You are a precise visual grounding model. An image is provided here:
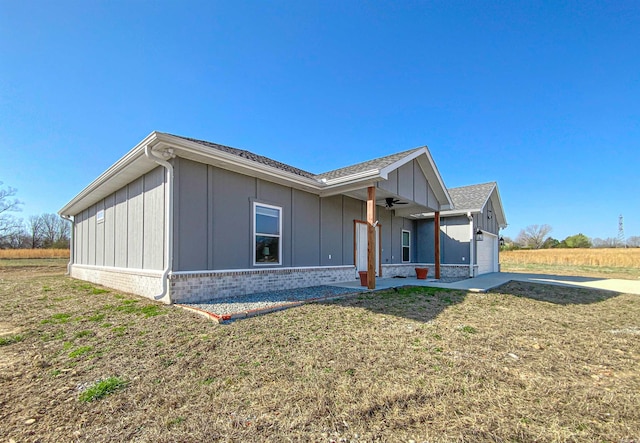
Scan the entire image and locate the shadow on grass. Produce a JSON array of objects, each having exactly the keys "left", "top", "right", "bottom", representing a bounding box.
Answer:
[
  {"left": 318, "top": 280, "right": 622, "bottom": 324},
  {"left": 489, "top": 280, "right": 620, "bottom": 305},
  {"left": 320, "top": 286, "right": 468, "bottom": 324}
]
